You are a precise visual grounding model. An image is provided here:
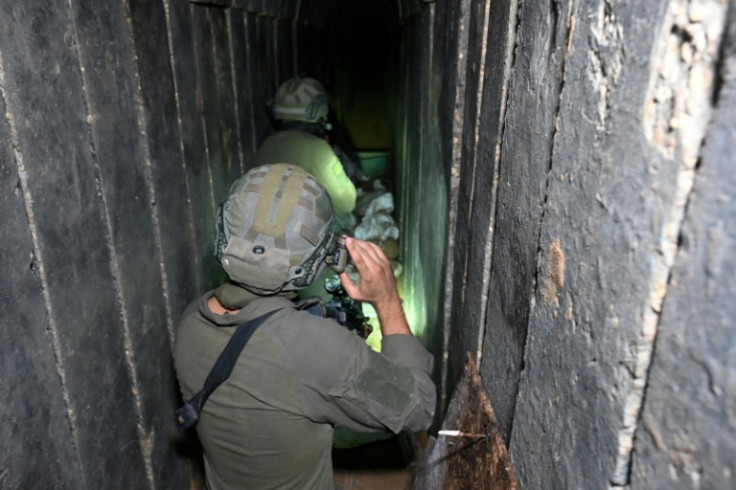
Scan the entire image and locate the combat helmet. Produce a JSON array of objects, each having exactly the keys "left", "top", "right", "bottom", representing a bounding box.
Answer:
[
  {"left": 272, "top": 77, "right": 329, "bottom": 125},
  {"left": 215, "top": 164, "right": 335, "bottom": 294}
]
